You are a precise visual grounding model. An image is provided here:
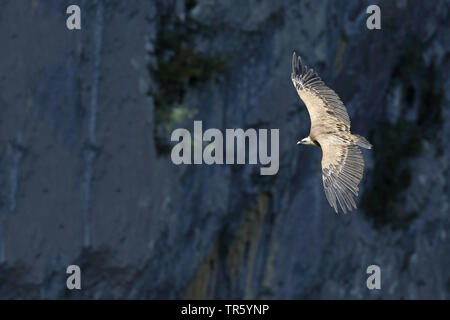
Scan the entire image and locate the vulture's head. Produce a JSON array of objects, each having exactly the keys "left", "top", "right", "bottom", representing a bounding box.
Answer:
[{"left": 297, "top": 136, "right": 319, "bottom": 147}]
